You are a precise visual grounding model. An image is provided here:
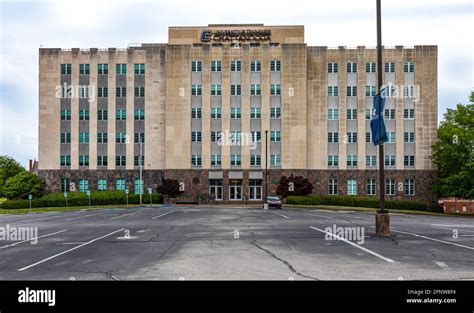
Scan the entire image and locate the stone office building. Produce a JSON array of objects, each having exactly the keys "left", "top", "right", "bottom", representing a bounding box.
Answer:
[{"left": 38, "top": 24, "right": 438, "bottom": 203}]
